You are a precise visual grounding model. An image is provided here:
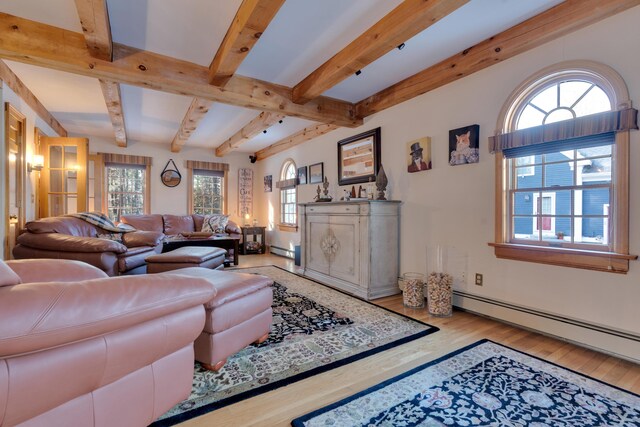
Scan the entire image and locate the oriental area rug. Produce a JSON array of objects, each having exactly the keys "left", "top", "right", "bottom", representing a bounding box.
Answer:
[
  {"left": 292, "top": 339, "right": 640, "bottom": 427},
  {"left": 153, "top": 266, "right": 438, "bottom": 426}
]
